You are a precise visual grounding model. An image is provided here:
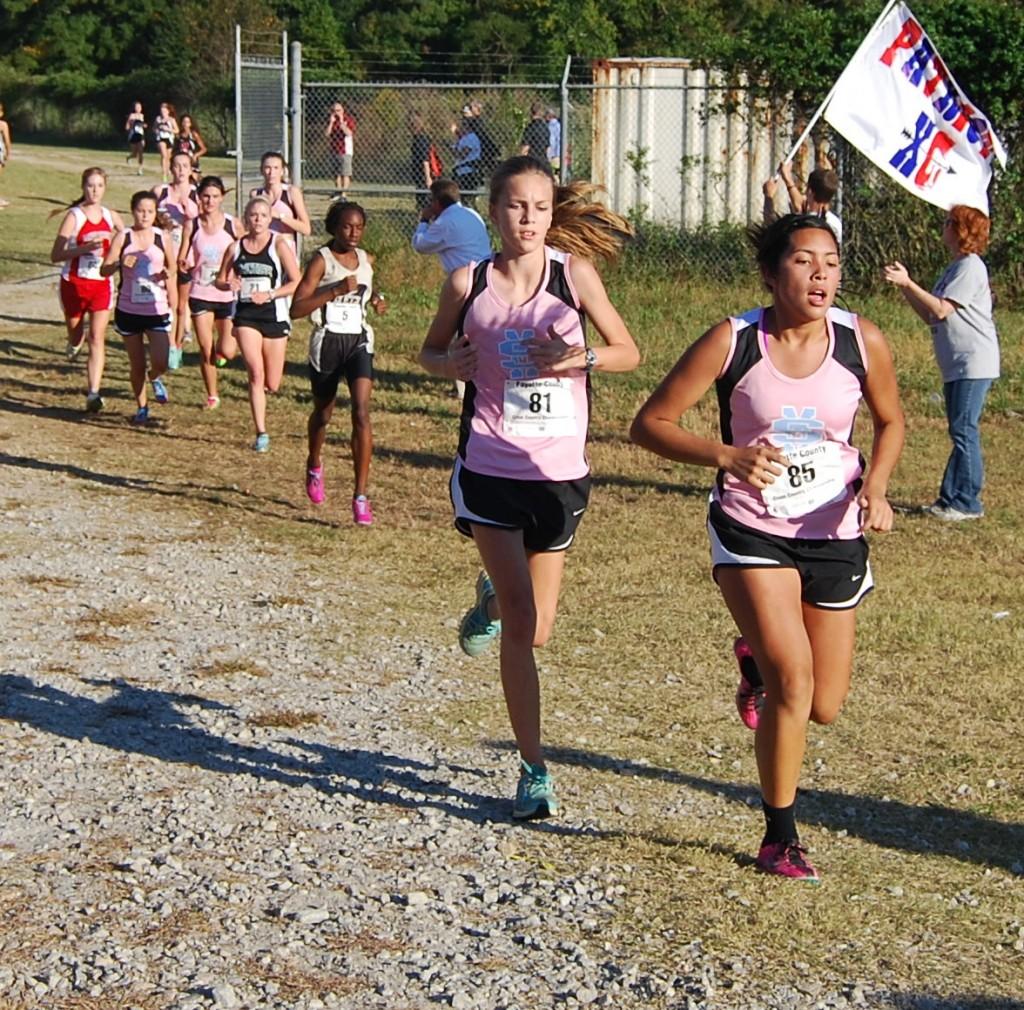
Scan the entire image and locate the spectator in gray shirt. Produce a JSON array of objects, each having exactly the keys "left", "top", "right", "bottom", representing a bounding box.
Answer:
[{"left": 884, "top": 204, "right": 999, "bottom": 520}]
